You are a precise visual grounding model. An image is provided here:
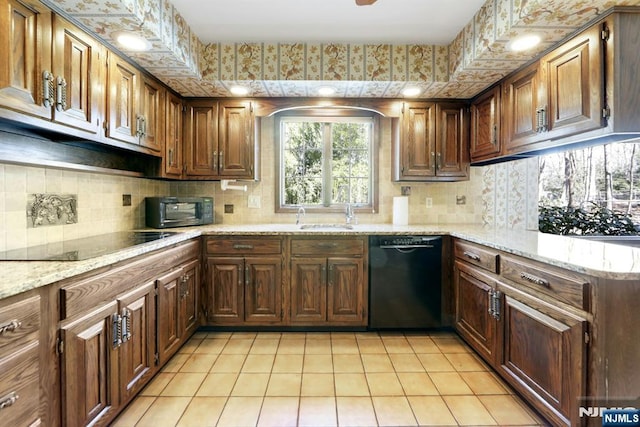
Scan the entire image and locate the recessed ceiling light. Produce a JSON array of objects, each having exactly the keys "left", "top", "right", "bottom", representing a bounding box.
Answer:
[
  {"left": 402, "top": 87, "right": 422, "bottom": 97},
  {"left": 113, "top": 31, "right": 151, "bottom": 51},
  {"left": 508, "top": 34, "right": 542, "bottom": 52},
  {"left": 317, "top": 86, "right": 336, "bottom": 96},
  {"left": 229, "top": 85, "right": 250, "bottom": 96}
]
